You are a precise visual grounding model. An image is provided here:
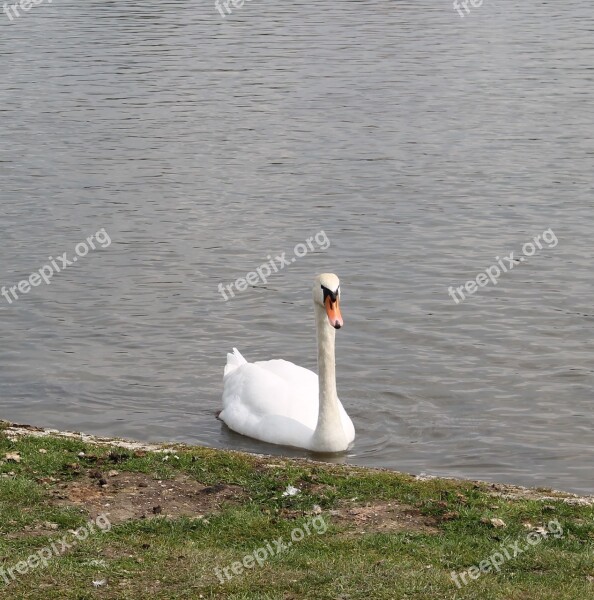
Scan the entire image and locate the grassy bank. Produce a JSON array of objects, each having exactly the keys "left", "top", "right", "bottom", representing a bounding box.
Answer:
[{"left": 0, "top": 421, "right": 593, "bottom": 599}]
